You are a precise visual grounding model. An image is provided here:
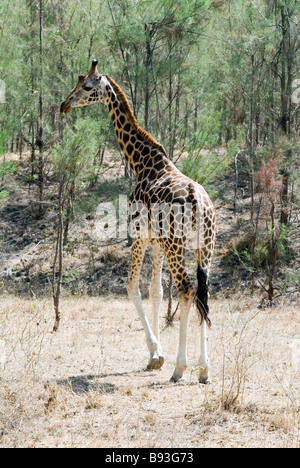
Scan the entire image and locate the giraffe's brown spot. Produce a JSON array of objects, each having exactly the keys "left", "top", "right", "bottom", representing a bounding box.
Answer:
[
  {"left": 133, "top": 151, "right": 140, "bottom": 164},
  {"left": 124, "top": 123, "right": 131, "bottom": 132},
  {"left": 127, "top": 144, "right": 134, "bottom": 156}
]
